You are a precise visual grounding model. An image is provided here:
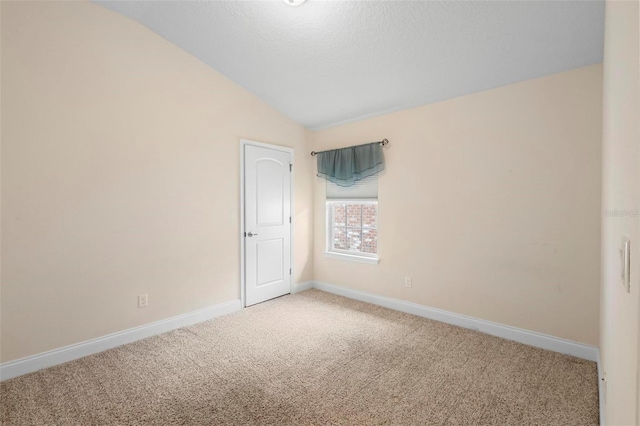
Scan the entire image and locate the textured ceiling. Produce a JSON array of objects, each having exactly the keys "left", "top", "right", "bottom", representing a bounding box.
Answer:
[{"left": 95, "top": 0, "right": 605, "bottom": 130}]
